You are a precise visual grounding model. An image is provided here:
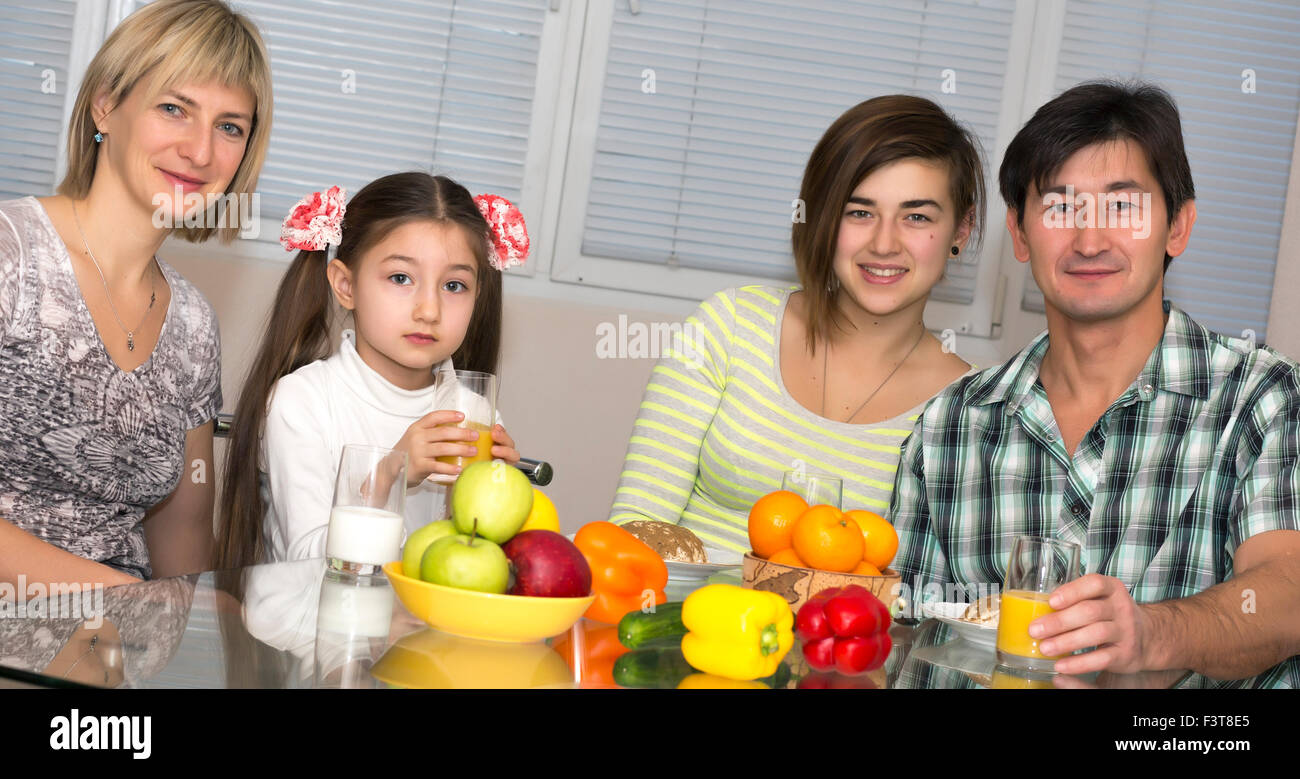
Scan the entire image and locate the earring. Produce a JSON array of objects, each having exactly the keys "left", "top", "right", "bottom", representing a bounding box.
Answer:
[
  {"left": 93, "top": 132, "right": 104, "bottom": 143},
  {"left": 950, "top": 245, "right": 960, "bottom": 256}
]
